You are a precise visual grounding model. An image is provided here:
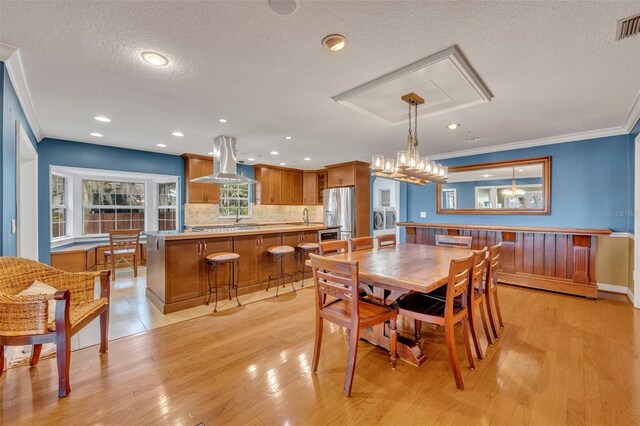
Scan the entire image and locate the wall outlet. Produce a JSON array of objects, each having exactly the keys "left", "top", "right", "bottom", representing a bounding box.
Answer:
[{"left": 420, "top": 212, "right": 427, "bottom": 218}]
